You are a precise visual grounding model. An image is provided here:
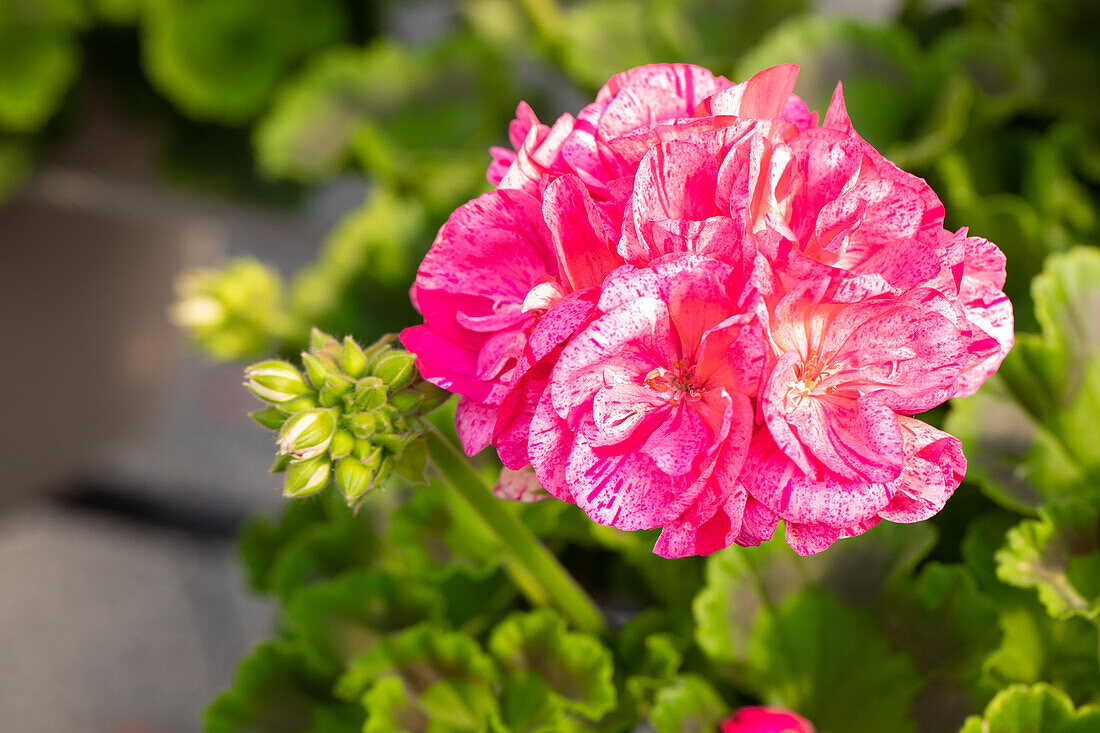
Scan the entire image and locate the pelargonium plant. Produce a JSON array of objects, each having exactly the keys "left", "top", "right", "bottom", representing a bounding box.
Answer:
[{"left": 239, "top": 63, "right": 1023, "bottom": 732}]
